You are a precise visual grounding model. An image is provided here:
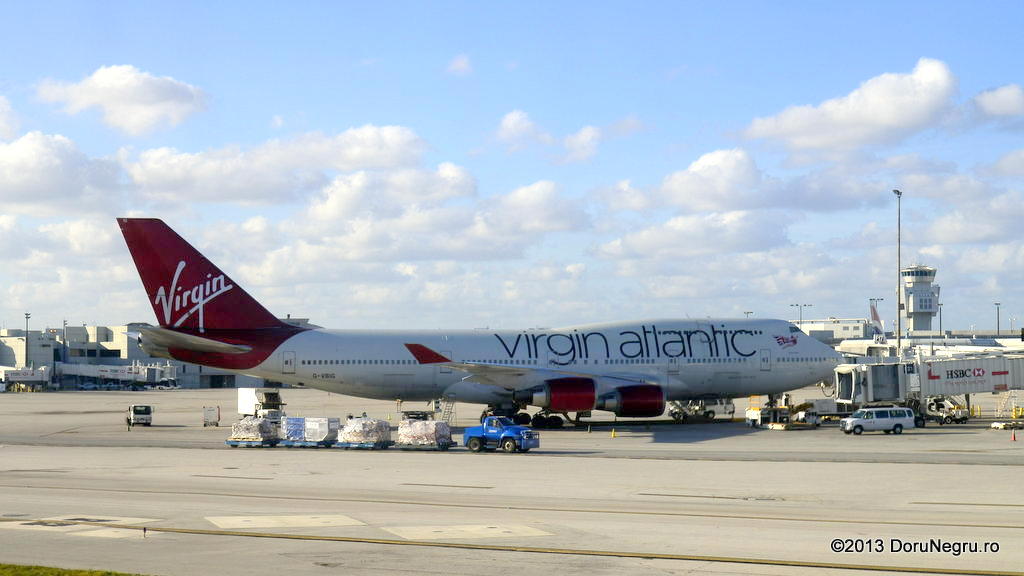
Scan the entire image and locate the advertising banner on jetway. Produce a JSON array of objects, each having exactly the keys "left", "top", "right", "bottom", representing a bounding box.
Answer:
[{"left": 921, "top": 357, "right": 1021, "bottom": 397}]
